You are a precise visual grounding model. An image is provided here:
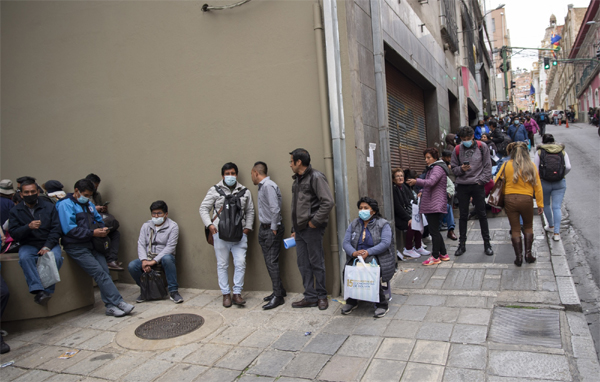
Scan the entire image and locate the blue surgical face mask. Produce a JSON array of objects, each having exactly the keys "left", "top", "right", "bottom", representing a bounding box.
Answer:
[
  {"left": 152, "top": 217, "right": 165, "bottom": 225},
  {"left": 462, "top": 140, "right": 473, "bottom": 148},
  {"left": 77, "top": 195, "right": 89, "bottom": 204},
  {"left": 224, "top": 175, "right": 237, "bottom": 187},
  {"left": 358, "top": 210, "right": 372, "bottom": 221}
]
